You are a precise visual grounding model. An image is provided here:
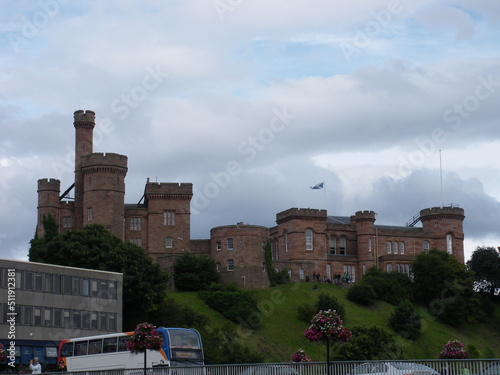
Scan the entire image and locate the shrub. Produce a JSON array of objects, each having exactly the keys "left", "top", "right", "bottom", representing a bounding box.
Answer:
[
  {"left": 347, "top": 283, "right": 376, "bottom": 306},
  {"left": 362, "top": 268, "right": 413, "bottom": 305},
  {"left": 316, "top": 293, "right": 346, "bottom": 320},
  {"left": 198, "top": 284, "right": 259, "bottom": 326},
  {"left": 297, "top": 303, "right": 317, "bottom": 322},
  {"left": 336, "top": 326, "right": 403, "bottom": 360},
  {"left": 174, "top": 253, "right": 219, "bottom": 291},
  {"left": 388, "top": 300, "right": 421, "bottom": 340}
]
